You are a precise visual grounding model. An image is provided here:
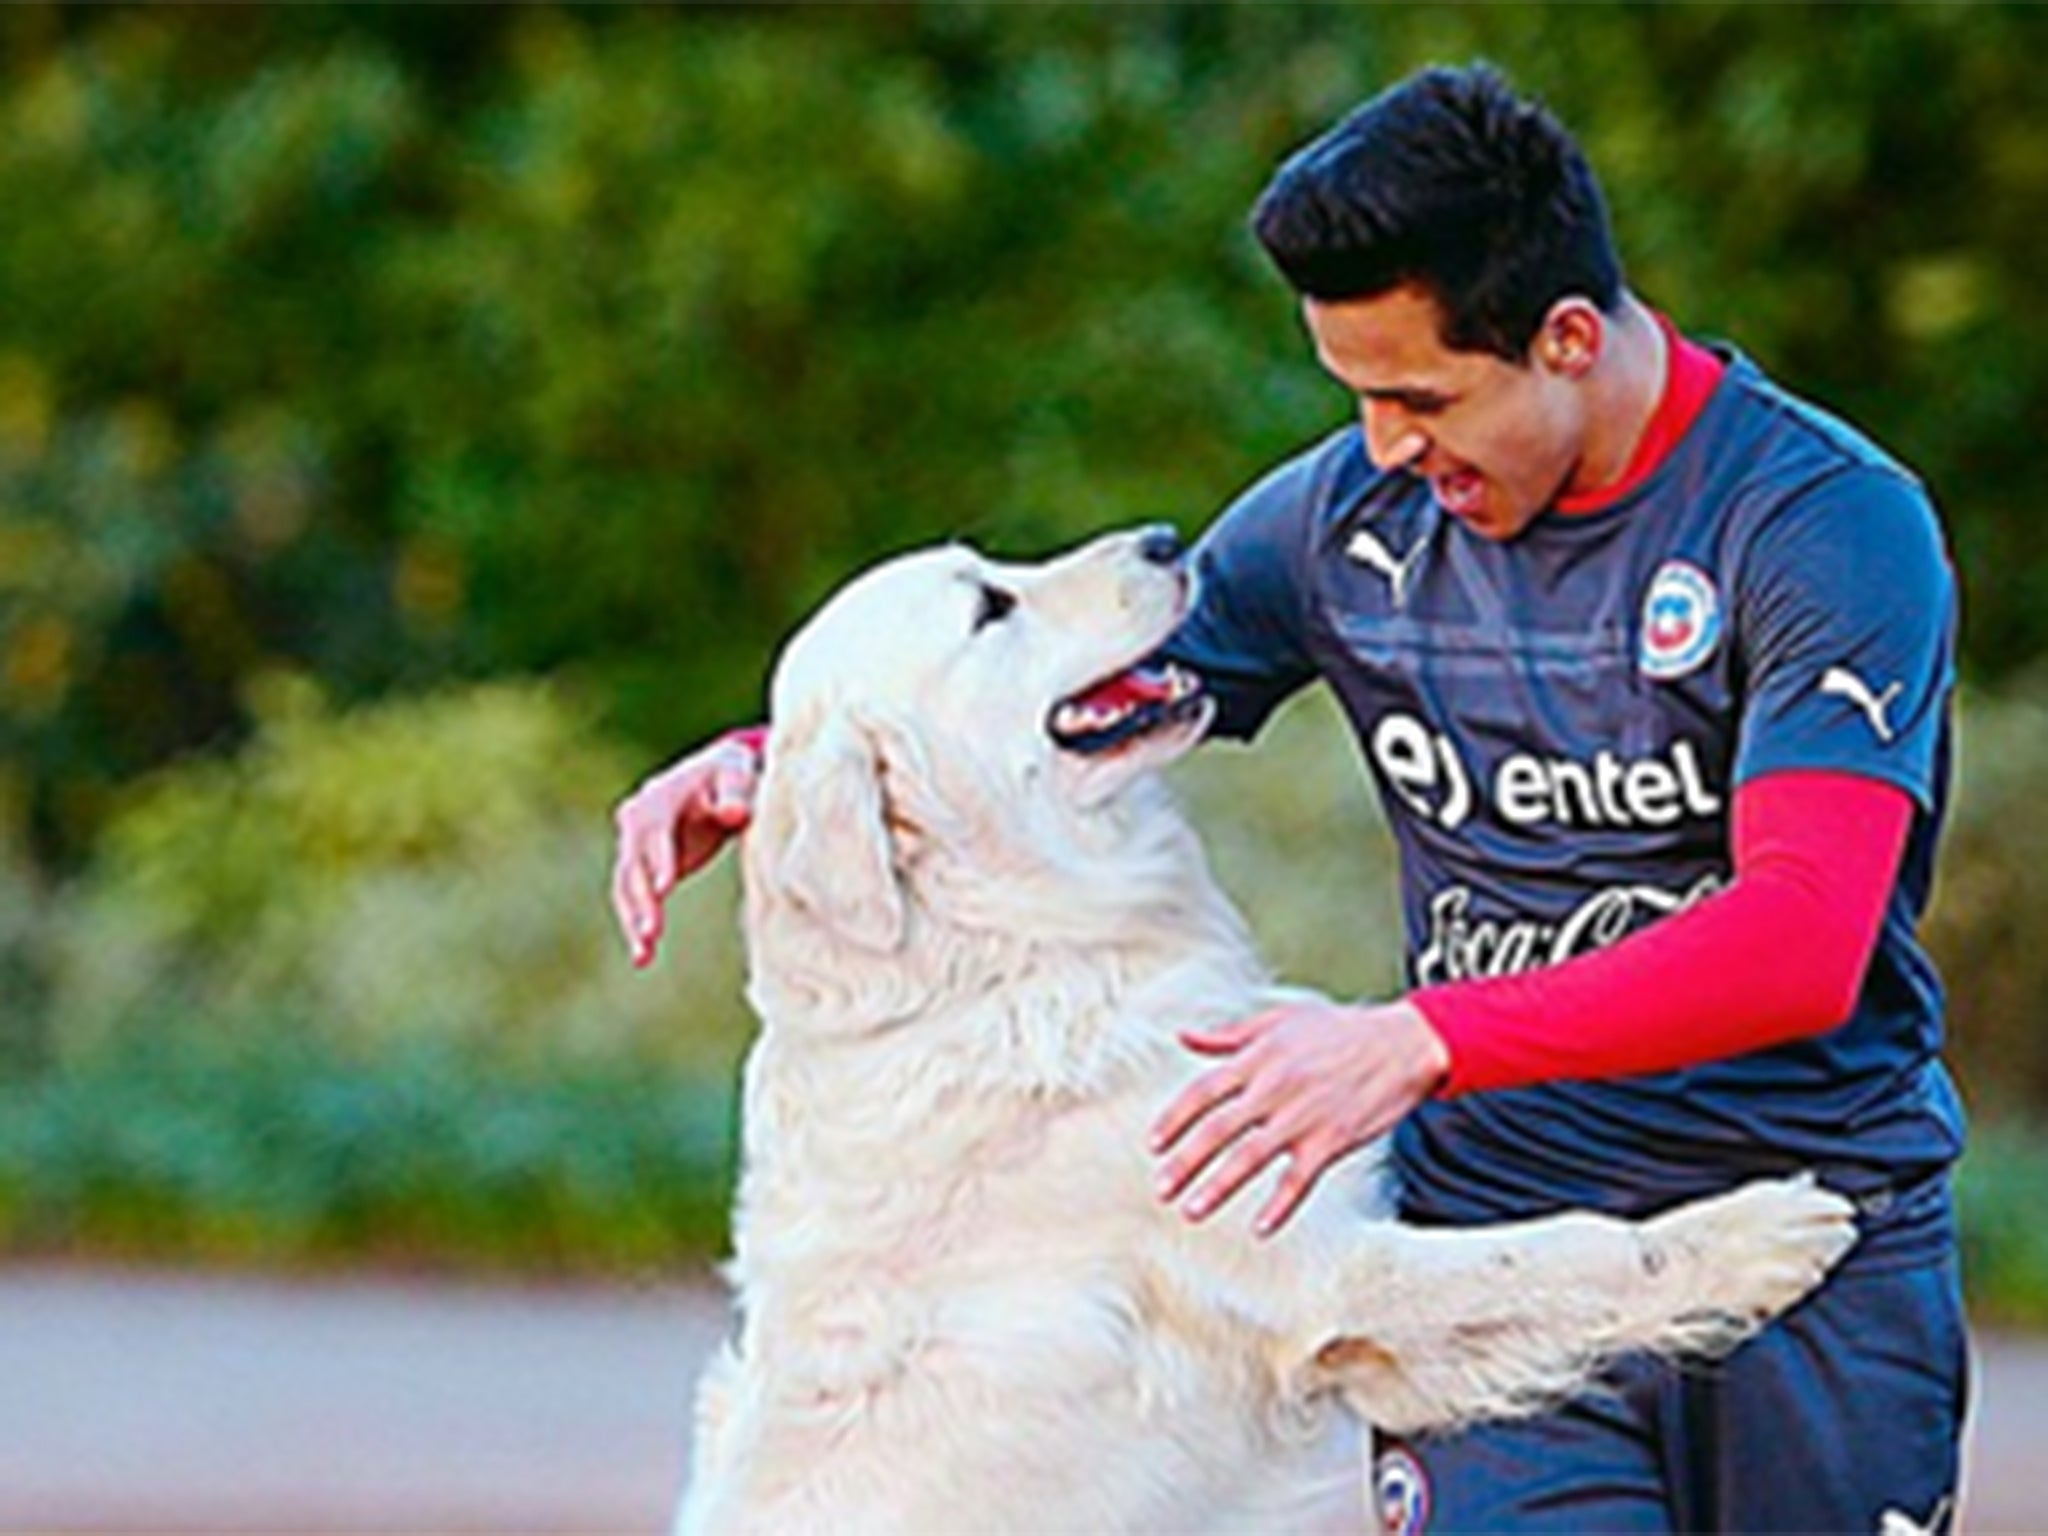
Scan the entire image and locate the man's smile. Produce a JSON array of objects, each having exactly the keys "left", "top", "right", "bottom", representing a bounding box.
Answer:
[{"left": 1429, "top": 466, "right": 1488, "bottom": 519}]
